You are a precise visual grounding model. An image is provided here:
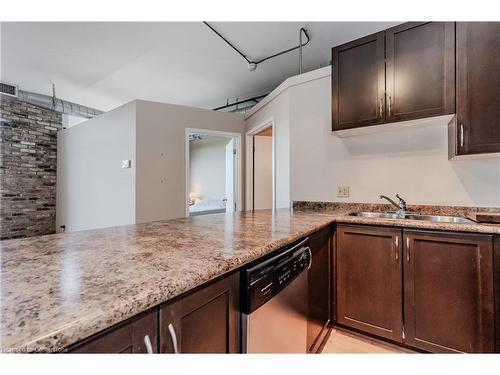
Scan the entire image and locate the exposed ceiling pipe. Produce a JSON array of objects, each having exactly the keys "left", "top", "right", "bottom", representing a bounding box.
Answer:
[
  {"left": 1, "top": 82, "right": 104, "bottom": 119},
  {"left": 16, "top": 89, "right": 103, "bottom": 119}
]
